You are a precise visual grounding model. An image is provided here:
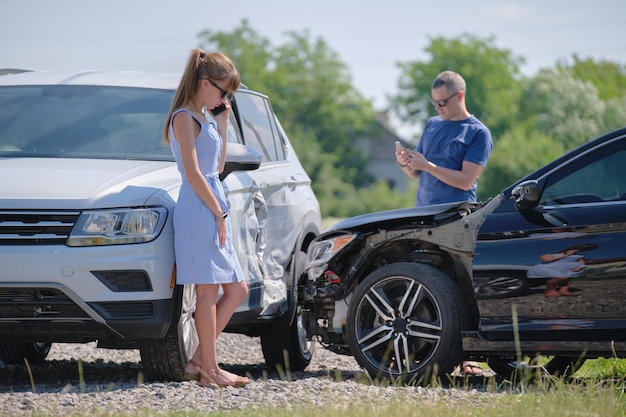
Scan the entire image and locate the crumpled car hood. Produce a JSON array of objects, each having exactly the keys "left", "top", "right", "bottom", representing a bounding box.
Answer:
[
  {"left": 328, "top": 201, "right": 480, "bottom": 232},
  {"left": 0, "top": 157, "right": 180, "bottom": 209}
]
